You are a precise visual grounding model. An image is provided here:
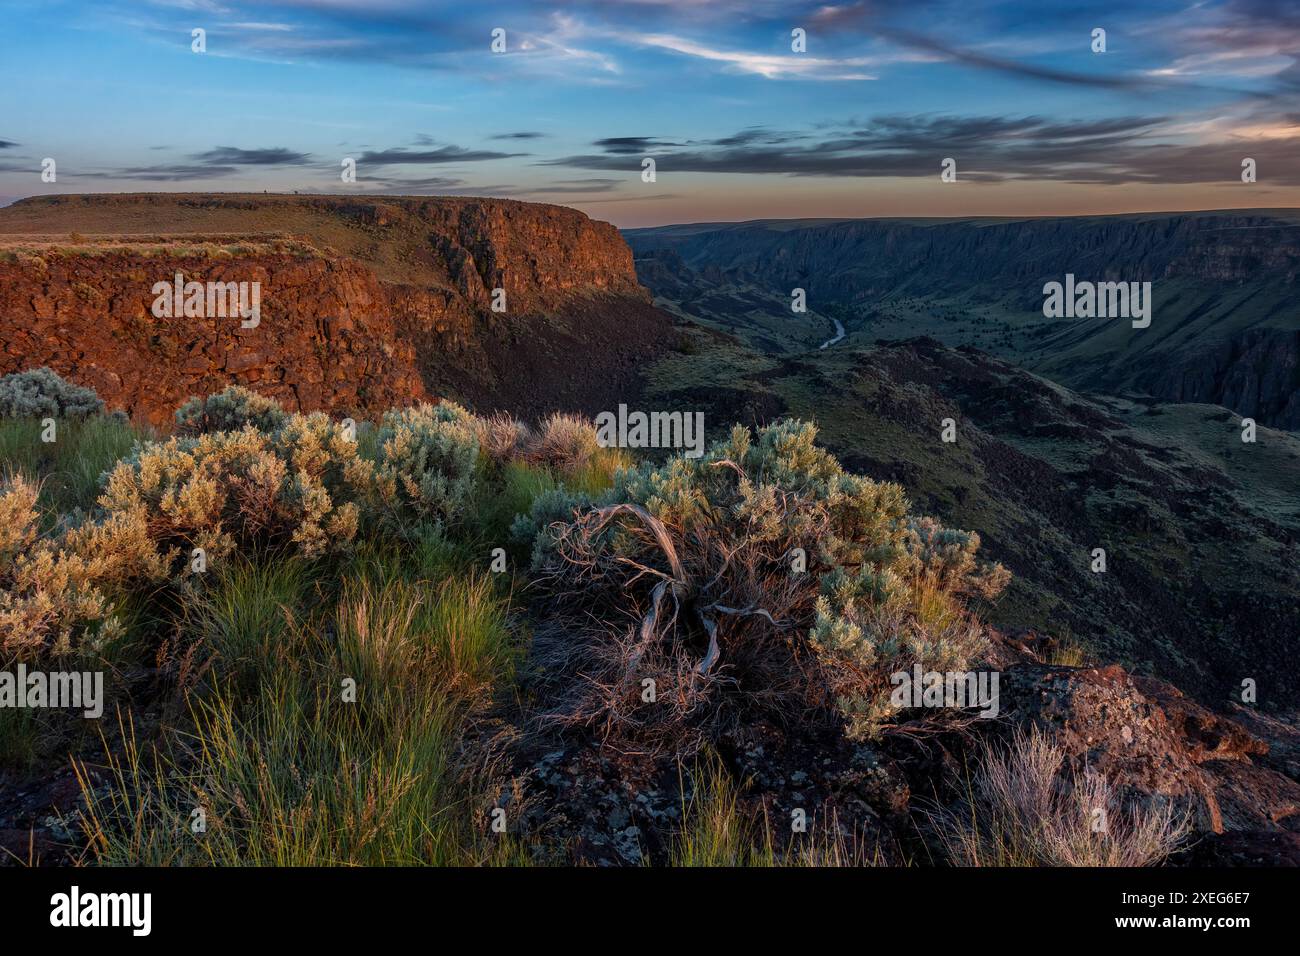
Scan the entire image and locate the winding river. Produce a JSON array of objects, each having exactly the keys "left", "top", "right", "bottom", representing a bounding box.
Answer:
[{"left": 818, "top": 317, "right": 846, "bottom": 350}]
